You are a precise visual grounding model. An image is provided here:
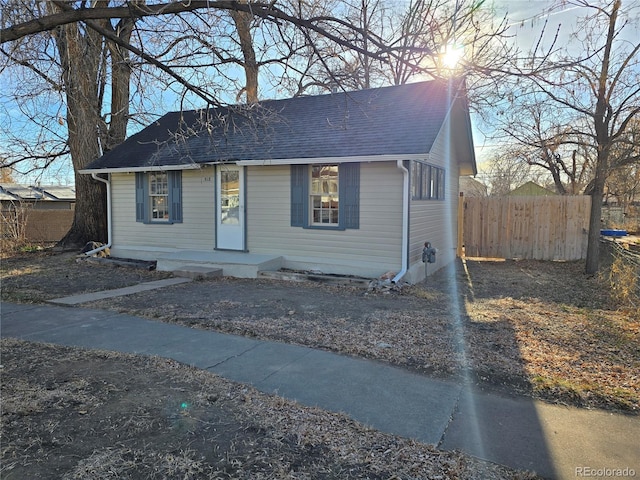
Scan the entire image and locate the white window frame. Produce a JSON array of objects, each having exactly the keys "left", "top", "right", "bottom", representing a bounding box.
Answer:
[
  {"left": 310, "top": 164, "right": 340, "bottom": 226},
  {"left": 149, "top": 172, "right": 169, "bottom": 221}
]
